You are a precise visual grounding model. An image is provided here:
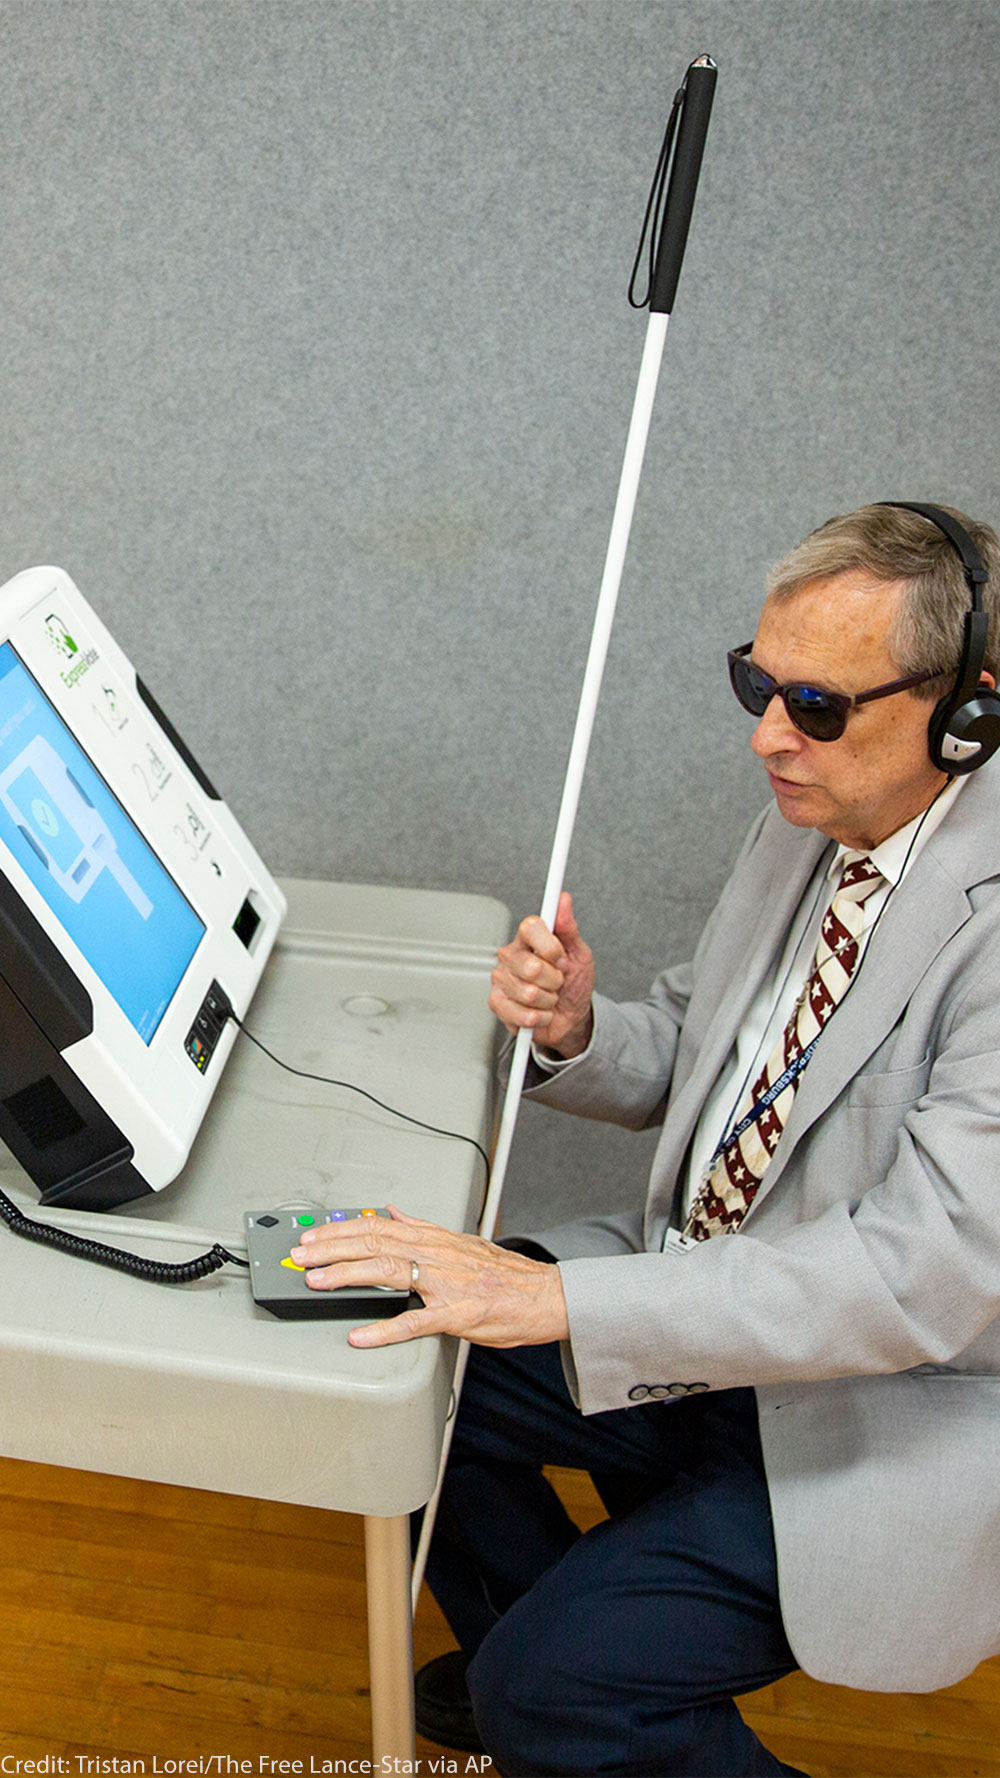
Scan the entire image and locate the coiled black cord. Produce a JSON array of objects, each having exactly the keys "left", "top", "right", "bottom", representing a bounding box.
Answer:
[
  {"left": 0, "top": 1009, "right": 491, "bottom": 1283},
  {"left": 0, "top": 1182, "right": 248, "bottom": 1282}
]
